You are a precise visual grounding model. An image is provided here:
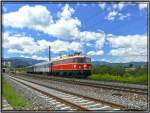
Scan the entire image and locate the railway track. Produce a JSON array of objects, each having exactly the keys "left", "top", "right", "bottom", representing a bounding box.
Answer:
[
  {"left": 22, "top": 73, "right": 147, "bottom": 95},
  {"left": 7, "top": 75, "right": 129, "bottom": 111}
]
